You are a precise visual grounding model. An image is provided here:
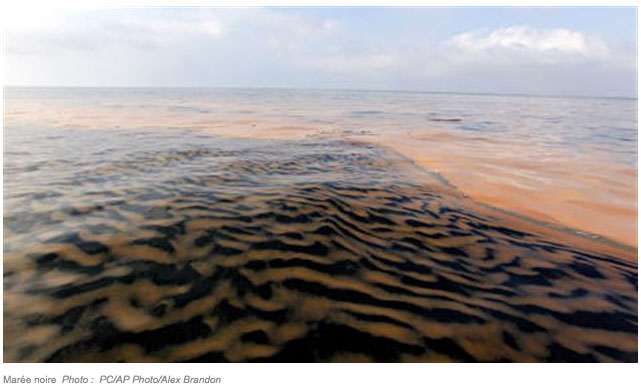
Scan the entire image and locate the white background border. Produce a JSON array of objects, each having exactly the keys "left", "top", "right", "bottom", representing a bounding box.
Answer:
[{"left": 1, "top": 1, "right": 639, "bottom": 388}]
